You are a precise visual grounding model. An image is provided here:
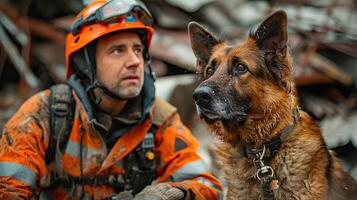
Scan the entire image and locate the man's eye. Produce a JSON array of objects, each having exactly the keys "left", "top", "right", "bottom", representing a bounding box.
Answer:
[
  {"left": 134, "top": 48, "right": 143, "bottom": 55},
  {"left": 111, "top": 48, "right": 123, "bottom": 54}
]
